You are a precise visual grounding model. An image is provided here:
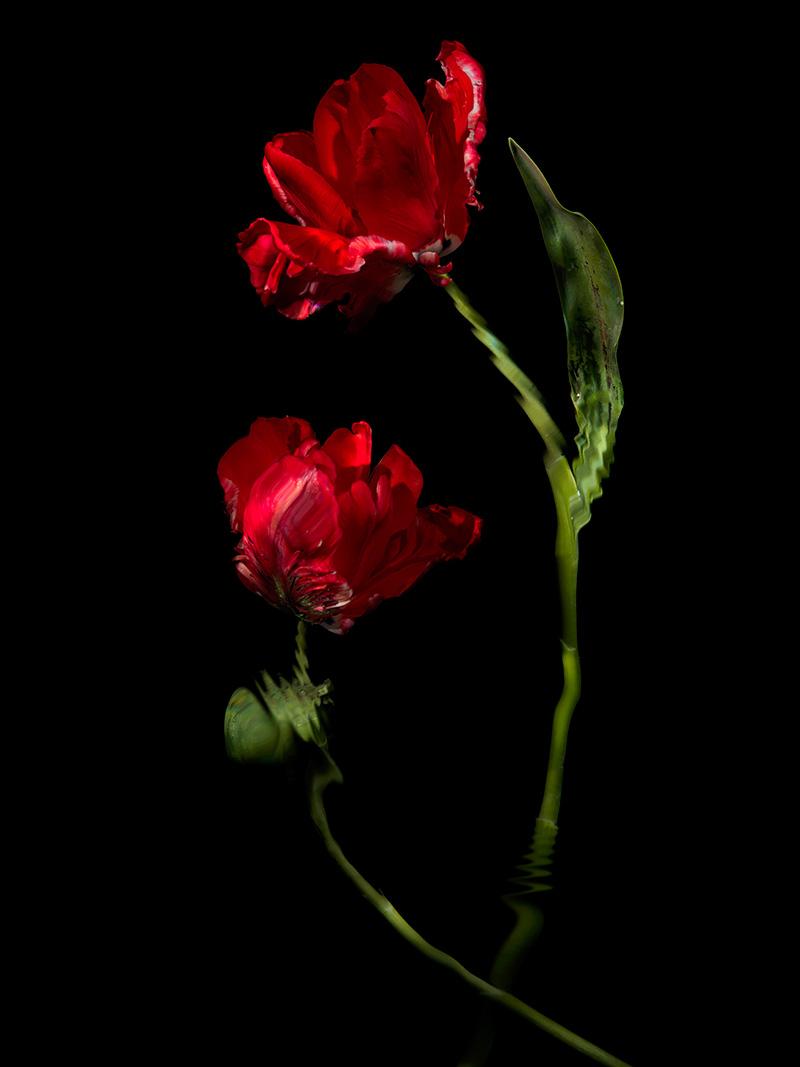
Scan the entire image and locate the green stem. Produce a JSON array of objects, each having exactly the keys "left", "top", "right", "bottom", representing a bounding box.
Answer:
[
  {"left": 446, "top": 282, "right": 584, "bottom": 1065},
  {"left": 539, "top": 453, "right": 581, "bottom": 829},
  {"left": 445, "top": 280, "right": 582, "bottom": 843},
  {"left": 444, "top": 281, "right": 564, "bottom": 463},
  {"left": 308, "top": 750, "right": 631, "bottom": 1067}
]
